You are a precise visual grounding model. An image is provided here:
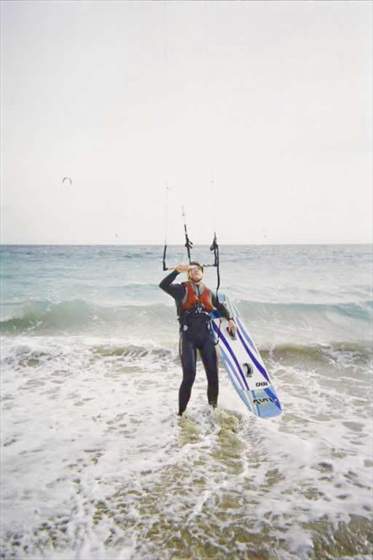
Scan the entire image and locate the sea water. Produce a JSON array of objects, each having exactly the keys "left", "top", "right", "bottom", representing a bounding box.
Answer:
[{"left": 0, "top": 244, "right": 372, "bottom": 559}]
